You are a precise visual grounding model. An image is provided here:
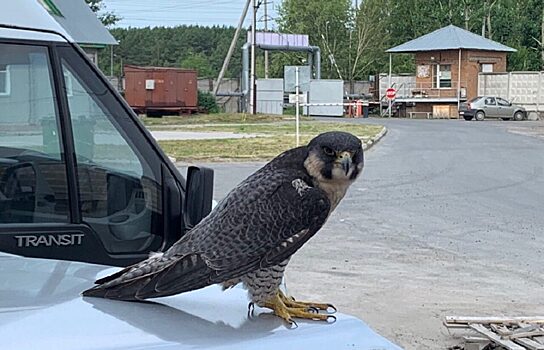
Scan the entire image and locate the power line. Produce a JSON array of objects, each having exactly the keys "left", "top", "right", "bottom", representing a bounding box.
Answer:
[{"left": 104, "top": 0, "right": 277, "bottom": 27}]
